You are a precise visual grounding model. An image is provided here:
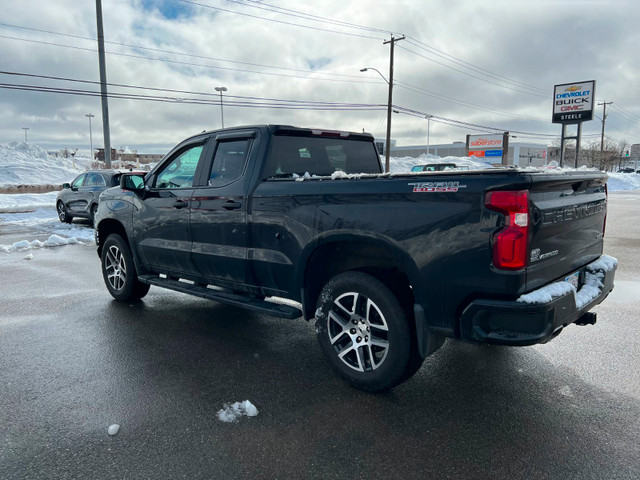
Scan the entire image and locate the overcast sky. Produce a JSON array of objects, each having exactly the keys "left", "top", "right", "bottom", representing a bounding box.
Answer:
[{"left": 0, "top": 0, "right": 638, "bottom": 154}]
